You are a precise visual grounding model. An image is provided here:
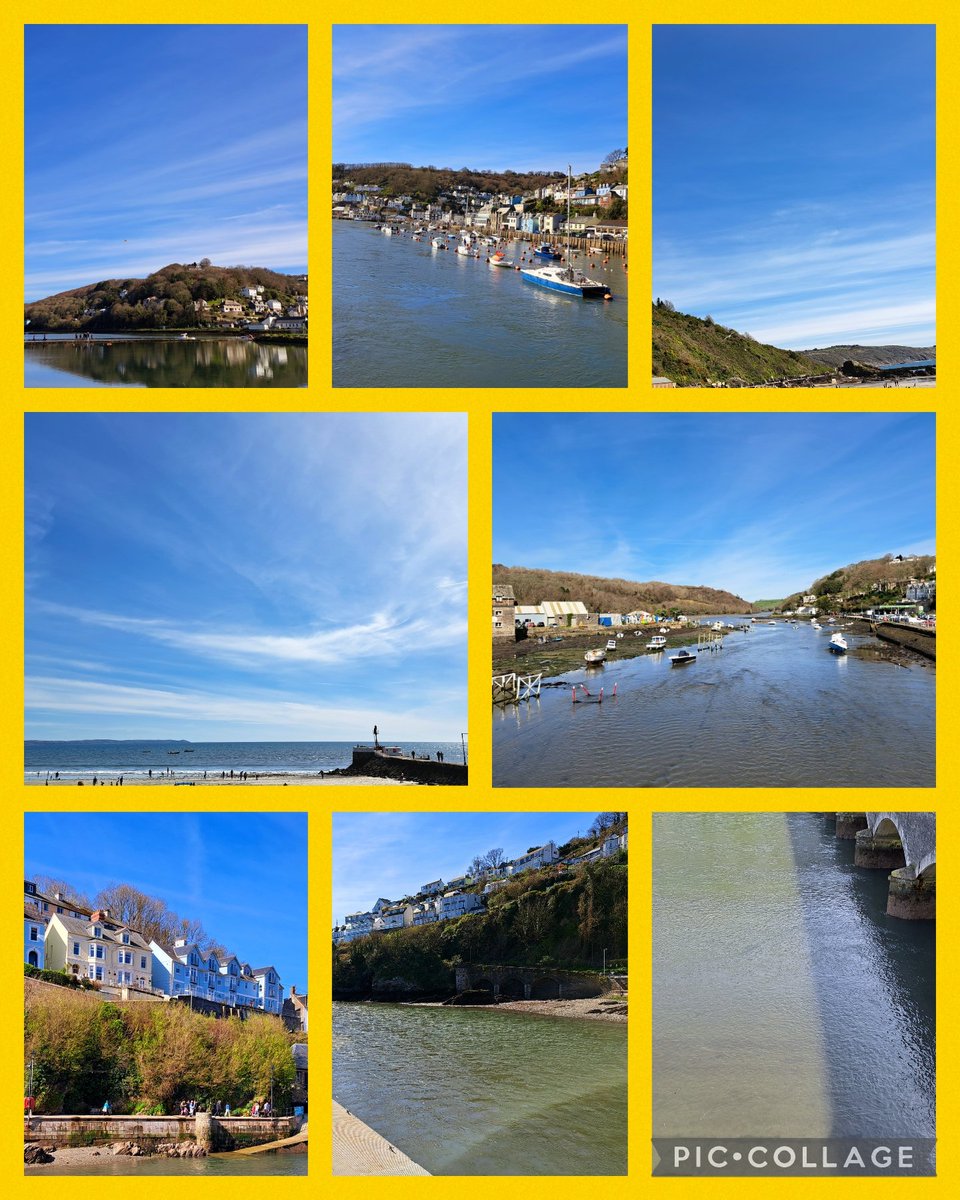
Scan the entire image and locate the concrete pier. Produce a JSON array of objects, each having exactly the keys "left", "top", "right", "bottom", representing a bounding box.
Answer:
[
  {"left": 835, "top": 812, "right": 868, "bottom": 839},
  {"left": 333, "top": 1101, "right": 430, "bottom": 1175},
  {"left": 887, "top": 868, "right": 936, "bottom": 920},
  {"left": 854, "top": 828, "right": 906, "bottom": 870}
]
